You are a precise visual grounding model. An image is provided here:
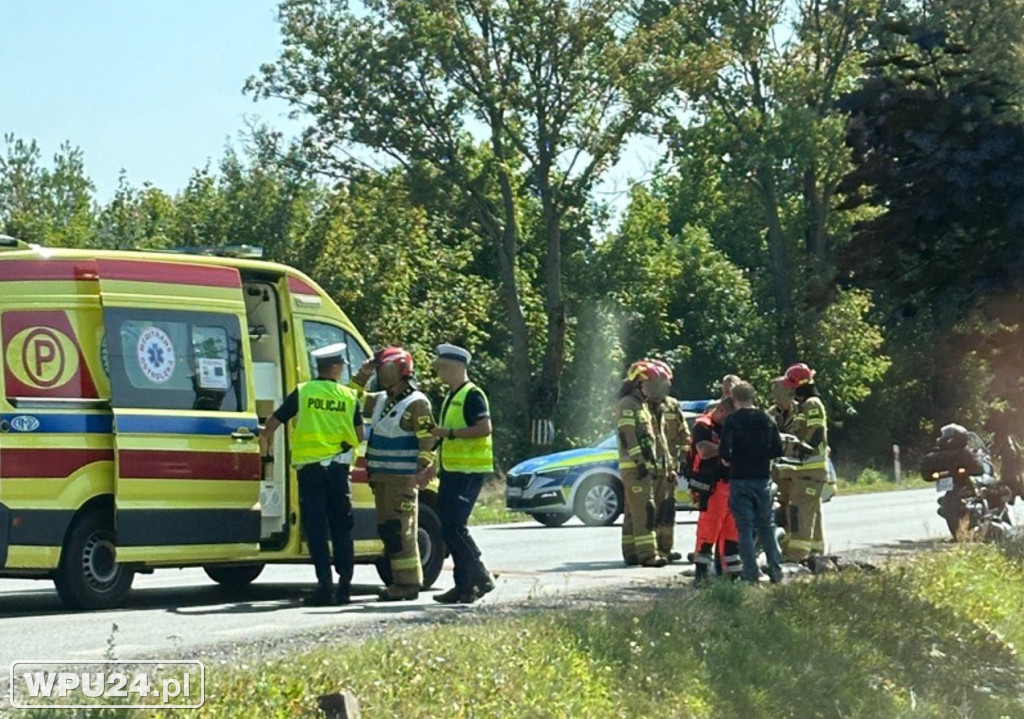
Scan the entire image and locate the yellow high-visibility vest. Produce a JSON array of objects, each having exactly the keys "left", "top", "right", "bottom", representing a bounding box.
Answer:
[
  {"left": 439, "top": 382, "right": 494, "bottom": 474},
  {"left": 291, "top": 380, "right": 361, "bottom": 467}
]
